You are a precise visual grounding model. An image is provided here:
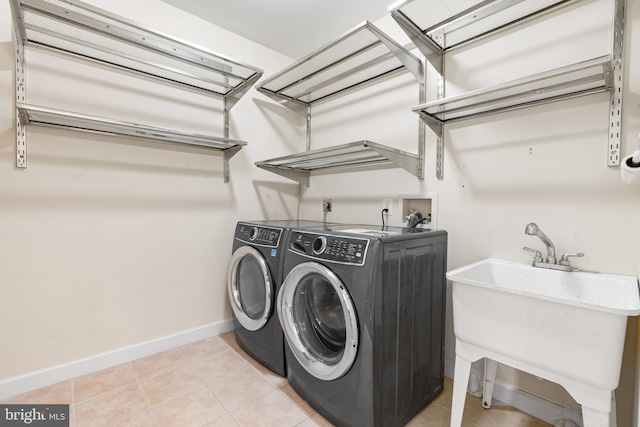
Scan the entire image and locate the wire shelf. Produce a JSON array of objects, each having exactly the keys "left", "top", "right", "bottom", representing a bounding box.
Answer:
[
  {"left": 10, "top": 0, "right": 263, "bottom": 103},
  {"left": 390, "top": 0, "right": 578, "bottom": 61},
  {"left": 412, "top": 56, "right": 613, "bottom": 131},
  {"left": 17, "top": 104, "right": 247, "bottom": 150},
  {"left": 256, "top": 21, "right": 422, "bottom": 116},
  {"left": 255, "top": 141, "right": 422, "bottom": 186}
]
